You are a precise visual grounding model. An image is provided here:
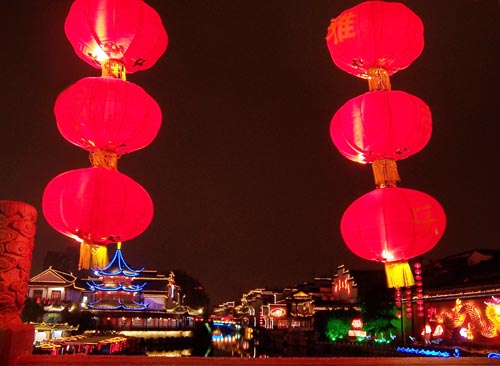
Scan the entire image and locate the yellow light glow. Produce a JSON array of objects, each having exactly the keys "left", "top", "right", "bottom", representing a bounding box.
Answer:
[
  {"left": 70, "top": 235, "right": 84, "bottom": 243},
  {"left": 93, "top": 45, "right": 109, "bottom": 63},
  {"left": 381, "top": 249, "right": 394, "bottom": 261}
]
